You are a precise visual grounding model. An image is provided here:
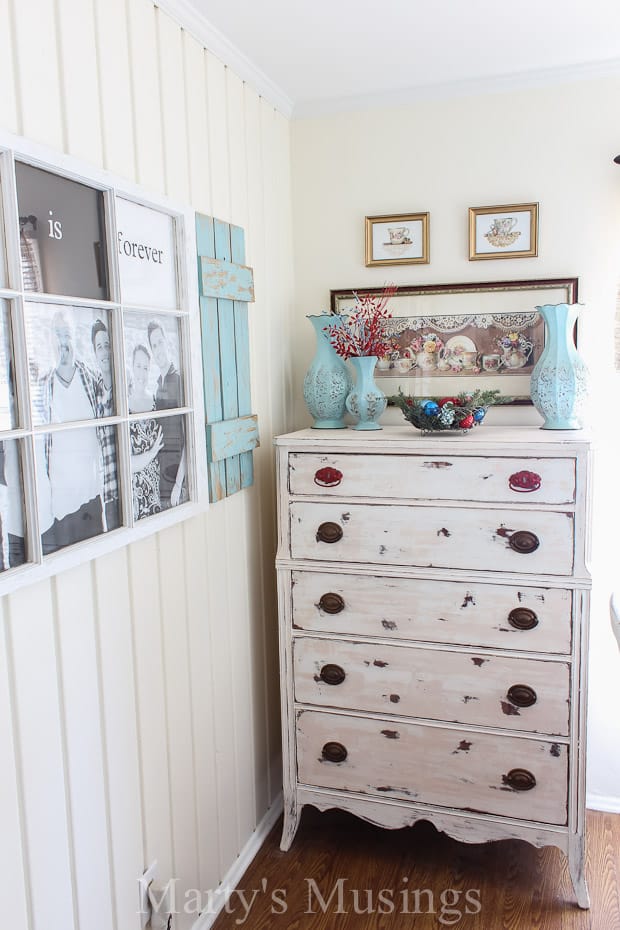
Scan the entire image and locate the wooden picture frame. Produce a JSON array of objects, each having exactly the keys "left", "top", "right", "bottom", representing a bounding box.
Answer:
[
  {"left": 469, "top": 203, "right": 538, "bottom": 261},
  {"left": 330, "top": 277, "right": 578, "bottom": 404},
  {"left": 365, "top": 212, "right": 429, "bottom": 266}
]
